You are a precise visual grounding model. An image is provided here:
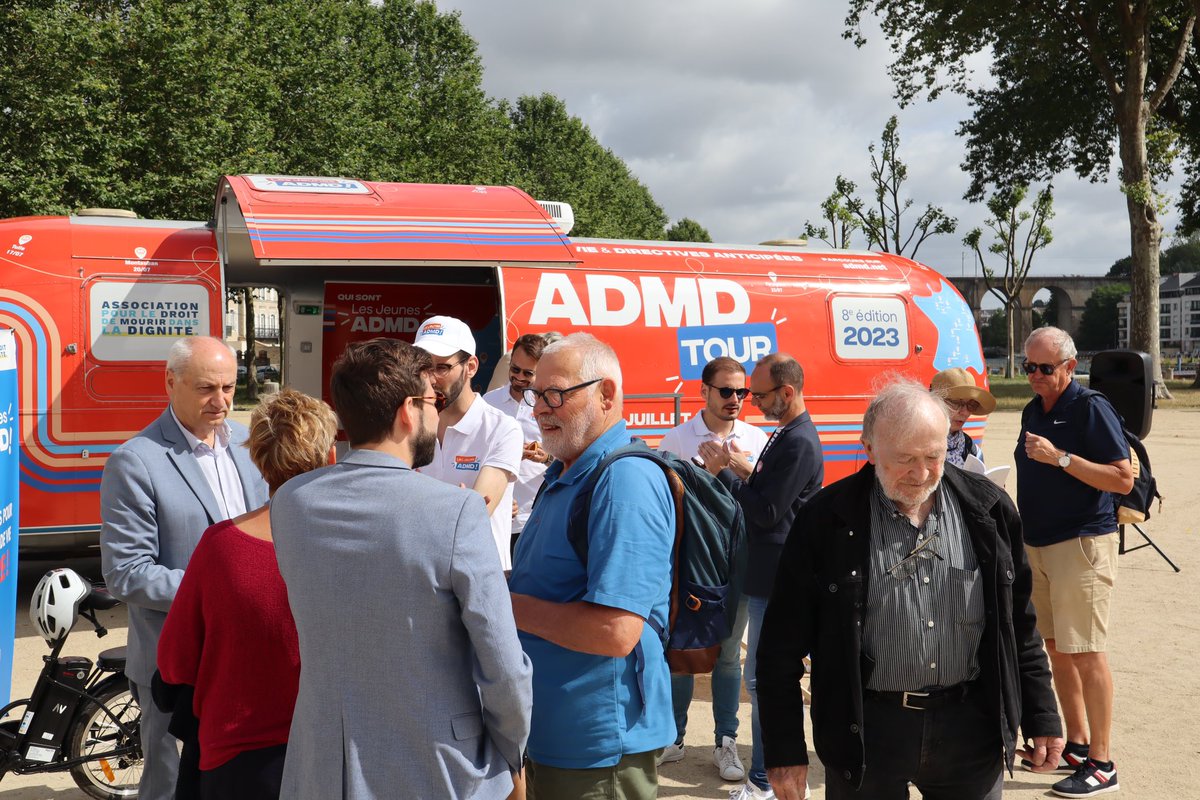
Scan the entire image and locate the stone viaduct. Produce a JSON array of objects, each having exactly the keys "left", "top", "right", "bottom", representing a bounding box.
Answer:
[{"left": 947, "top": 275, "right": 1123, "bottom": 345}]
